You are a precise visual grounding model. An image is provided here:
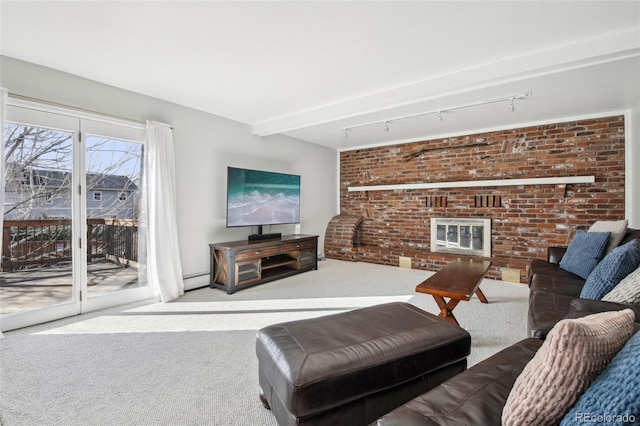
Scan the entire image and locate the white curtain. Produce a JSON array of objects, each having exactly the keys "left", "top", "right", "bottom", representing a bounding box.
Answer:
[
  {"left": 144, "top": 121, "right": 184, "bottom": 302},
  {"left": 0, "top": 88, "right": 6, "bottom": 337},
  {"left": 0, "top": 88, "right": 6, "bottom": 266}
]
